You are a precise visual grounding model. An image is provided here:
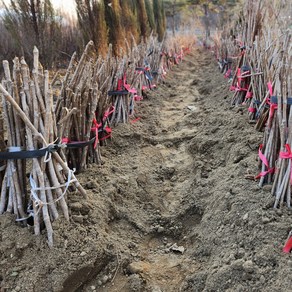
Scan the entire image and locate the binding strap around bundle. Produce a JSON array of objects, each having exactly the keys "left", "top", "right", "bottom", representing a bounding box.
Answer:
[
  {"left": 61, "top": 137, "right": 96, "bottom": 149},
  {"left": 0, "top": 144, "right": 60, "bottom": 160},
  {"left": 255, "top": 144, "right": 275, "bottom": 179},
  {"left": 283, "top": 231, "right": 292, "bottom": 253},
  {"left": 123, "top": 74, "right": 137, "bottom": 94},
  {"left": 99, "top": 127, "right": 112, "bottom": 141},
  {"left": 270, "top": 96, "right": 292, "bottom": 105},
  {"left": 183, "top": 47, "right": 190, "bottom": 54},
  {"left": 108, "top": 90, "right": 128, "bottom": 96},
  {"left": 265, "top": 95, "right": 292, "bottom": 126},
  {"left": 91, "top": 106, "right": 115, "bottom": 145},
  {"left": 230, "top": 67, "right": 250, "bottom": 92},
  {"left": 248, "top": 99, "right": 261, "bottom": 115},
  {"left": 135, "top": 67, "right": 153, "bottom": 81},
  {"left": 108, "top": 74, "right": 137, "bottom": 96}
]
